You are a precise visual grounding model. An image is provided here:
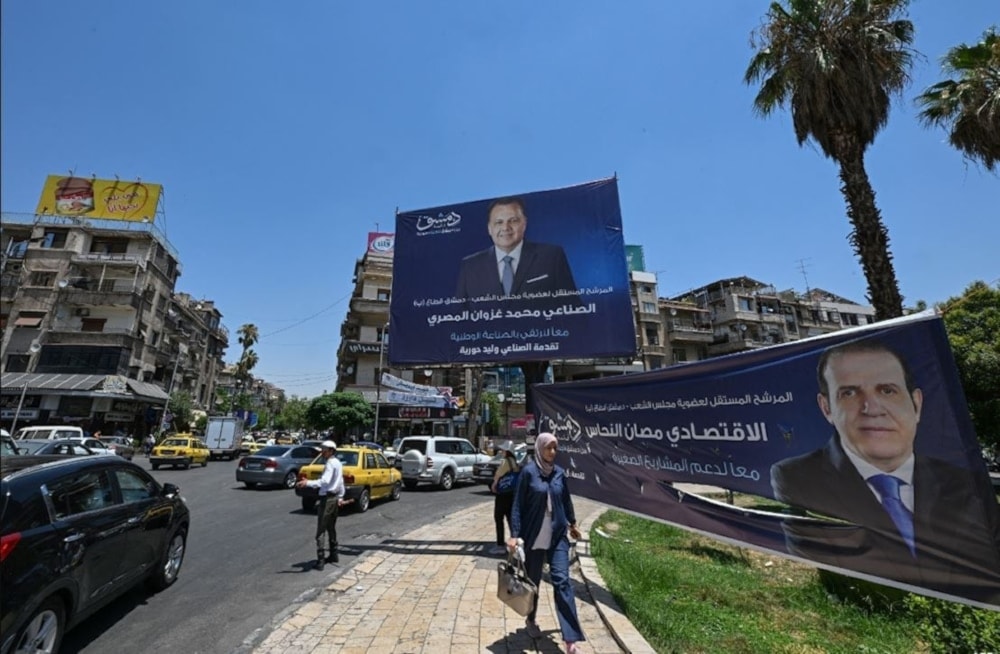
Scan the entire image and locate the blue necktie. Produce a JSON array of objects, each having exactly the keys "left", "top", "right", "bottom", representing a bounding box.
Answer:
[
  {"left": 868, "top": 474, "right": 915, "bottom": 556},
  {"left": 501, "top": 255, "right": 514, "bottom": 295}
]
